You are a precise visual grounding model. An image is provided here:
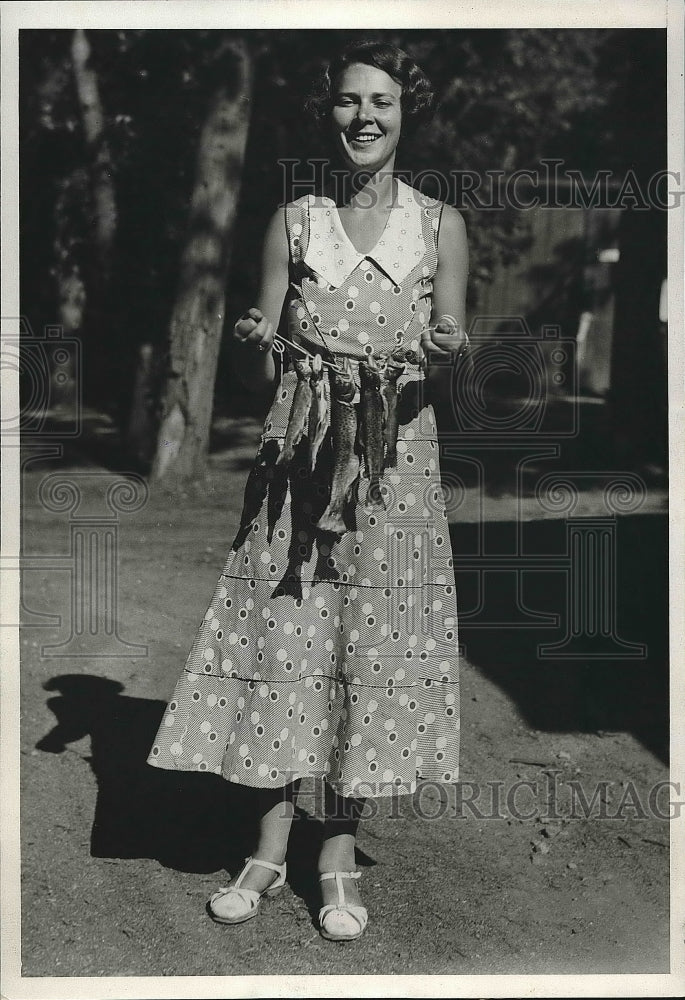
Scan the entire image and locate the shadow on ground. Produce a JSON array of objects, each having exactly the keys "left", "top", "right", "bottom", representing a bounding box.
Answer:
[
  {"left": 36, "top": 675, "right": 249, "bottom": 872},
  {"left": 452, "top": 512, "right": 668, "bottom": 764},
  {"left": 35, "top": 674, "right": 376, "bottom": 903},
  {"left": 26, "top": 394, "right": 667, "bottom": 496},
  {"left": 20, "top": 406, "right": 269, "bottom": 476},
  {"left": 34, "top": 506, "right": 666, "bottom": 886}
]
